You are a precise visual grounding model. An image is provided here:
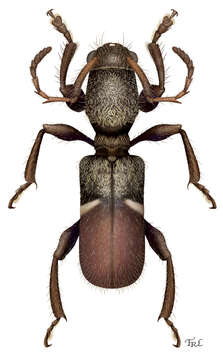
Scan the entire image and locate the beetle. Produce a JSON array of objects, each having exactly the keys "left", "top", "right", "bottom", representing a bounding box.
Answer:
[{"left": 9, "top": 9, "right": 216, "bottom": 348}]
